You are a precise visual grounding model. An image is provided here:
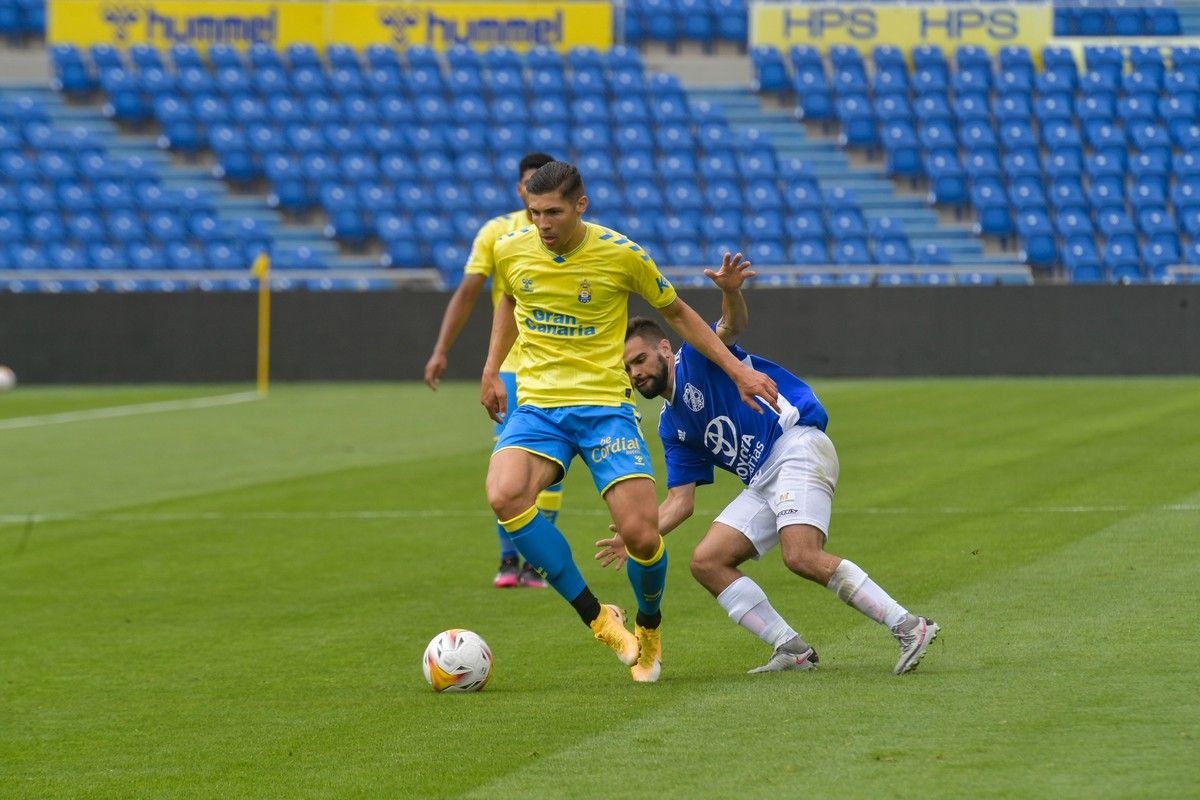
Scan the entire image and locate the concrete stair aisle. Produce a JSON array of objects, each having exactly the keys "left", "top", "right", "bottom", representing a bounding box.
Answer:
[
  {"left": 688, "top": 87, "right": 1016, "bottom": 266},
  {"left": 1178, "top": 5, "right": 1200, "bottom": 35}
]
